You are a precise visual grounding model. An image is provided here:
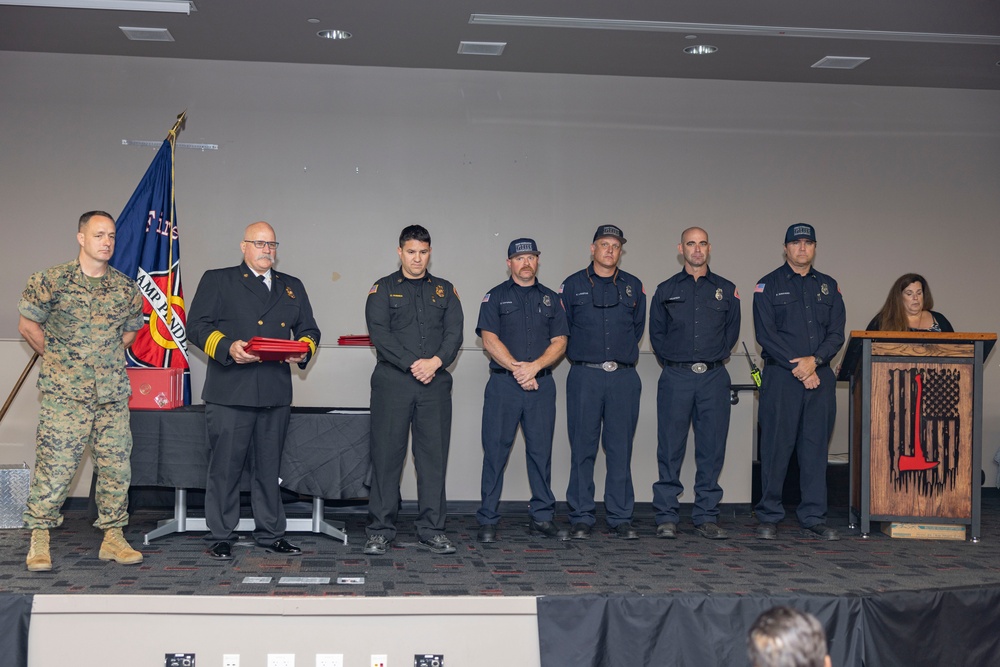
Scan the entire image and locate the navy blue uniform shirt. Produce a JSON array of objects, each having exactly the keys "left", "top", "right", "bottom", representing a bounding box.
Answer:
[
  {"left": 752, "top": 263, "right": 845, "bottom": 370},
  {"left": 477, "top": 278, "right": 569, "bottom": 370},
  {"left": 560, "top": 264, "right": 645, "bottom": 364},
  {"left": 649, "top": 268, "right": 741, "bottom": 364}
]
